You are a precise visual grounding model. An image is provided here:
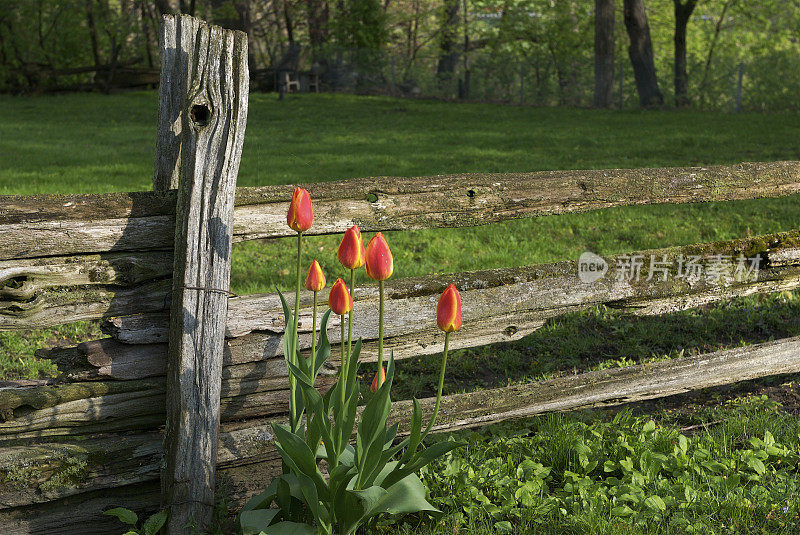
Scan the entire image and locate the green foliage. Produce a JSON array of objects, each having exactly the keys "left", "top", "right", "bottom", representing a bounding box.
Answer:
[
  {"left": 407, "top": 398, "right": 800, "bottom": 533},
  {"left": 0, "top": 1, "right": 91, "bottom": 92},
  {"left": 0, "top": 0, "right": 148, "bottom": 93},
  {"left": 103, "top": 507, "right": 167, "bottom": 535},
  {"left": 2, "top": 0, "right": 799, "bottom": 109},
  {"left": 333, "top": 0, "right": 388, "bottom": 50}
]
